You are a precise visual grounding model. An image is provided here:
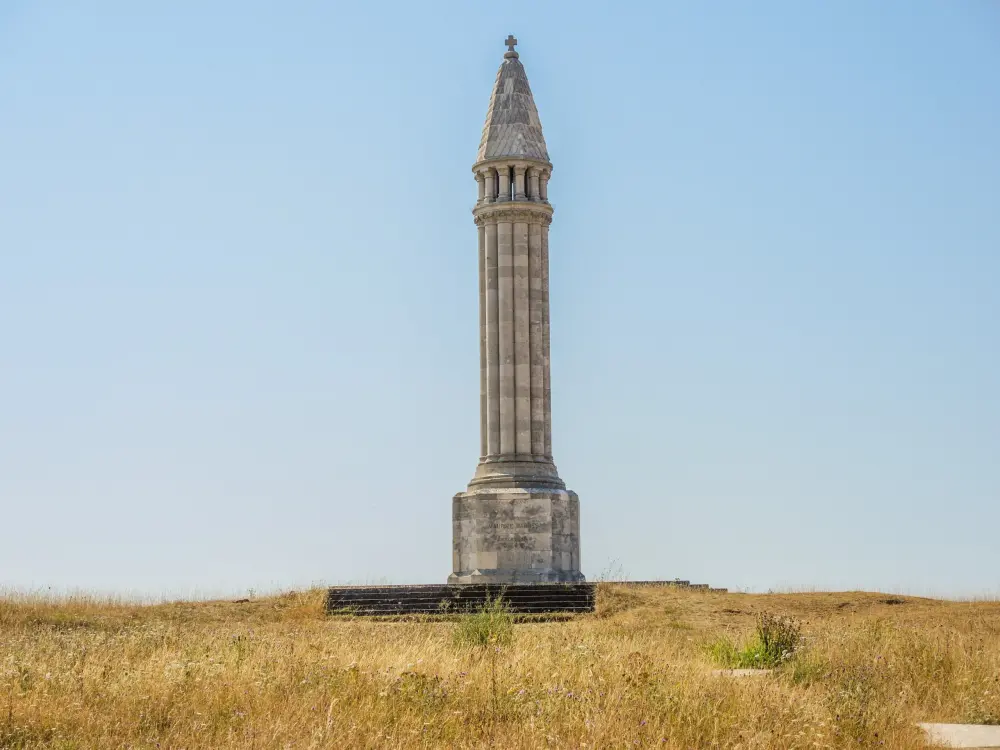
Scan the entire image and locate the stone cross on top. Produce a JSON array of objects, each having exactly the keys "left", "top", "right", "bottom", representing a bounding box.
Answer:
[{"left": 504, "top": 34, "right": 518, "bottom": 58}]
